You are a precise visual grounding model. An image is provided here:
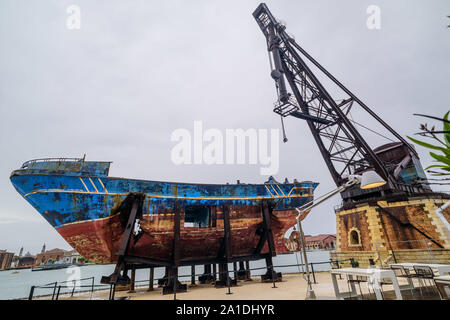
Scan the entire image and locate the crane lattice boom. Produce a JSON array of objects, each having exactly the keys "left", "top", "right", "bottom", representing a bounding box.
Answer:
[{"left": 253, "top": 3, "right": 430, "bottom": 202}]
